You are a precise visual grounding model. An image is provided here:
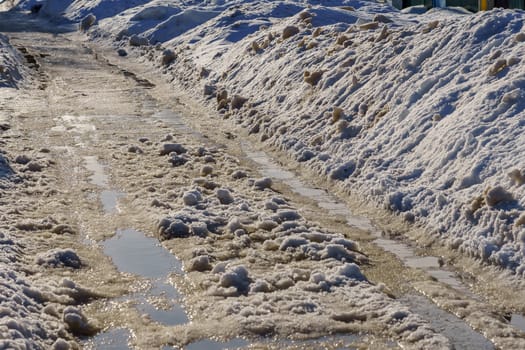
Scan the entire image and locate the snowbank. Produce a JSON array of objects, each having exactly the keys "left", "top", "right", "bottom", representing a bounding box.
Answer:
[
  {"left": 210, "top": 7, "right": 525, "bottom": 274},
  {"left": 194, "top": 7, "right": 525, "bottom": 273},
  {"left": 78, "top": 0, "right": 525, "bottom": 275},
  {"left": 0, "top": 33, "right": 28, "bottom": 88}
]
